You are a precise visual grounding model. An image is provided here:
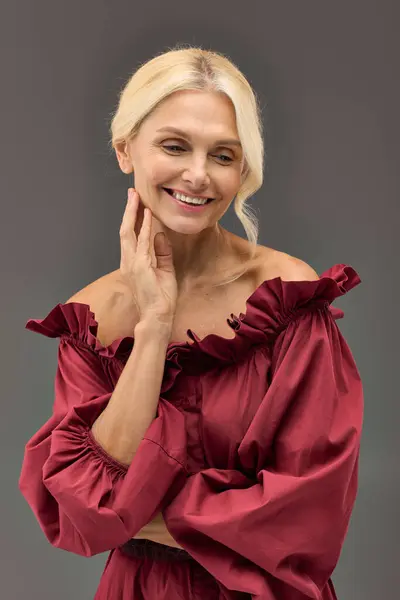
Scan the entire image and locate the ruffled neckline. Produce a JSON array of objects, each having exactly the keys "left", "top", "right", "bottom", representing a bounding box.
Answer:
[{"left": 25, "top": 263, "right": 361, "bottom": 391}]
